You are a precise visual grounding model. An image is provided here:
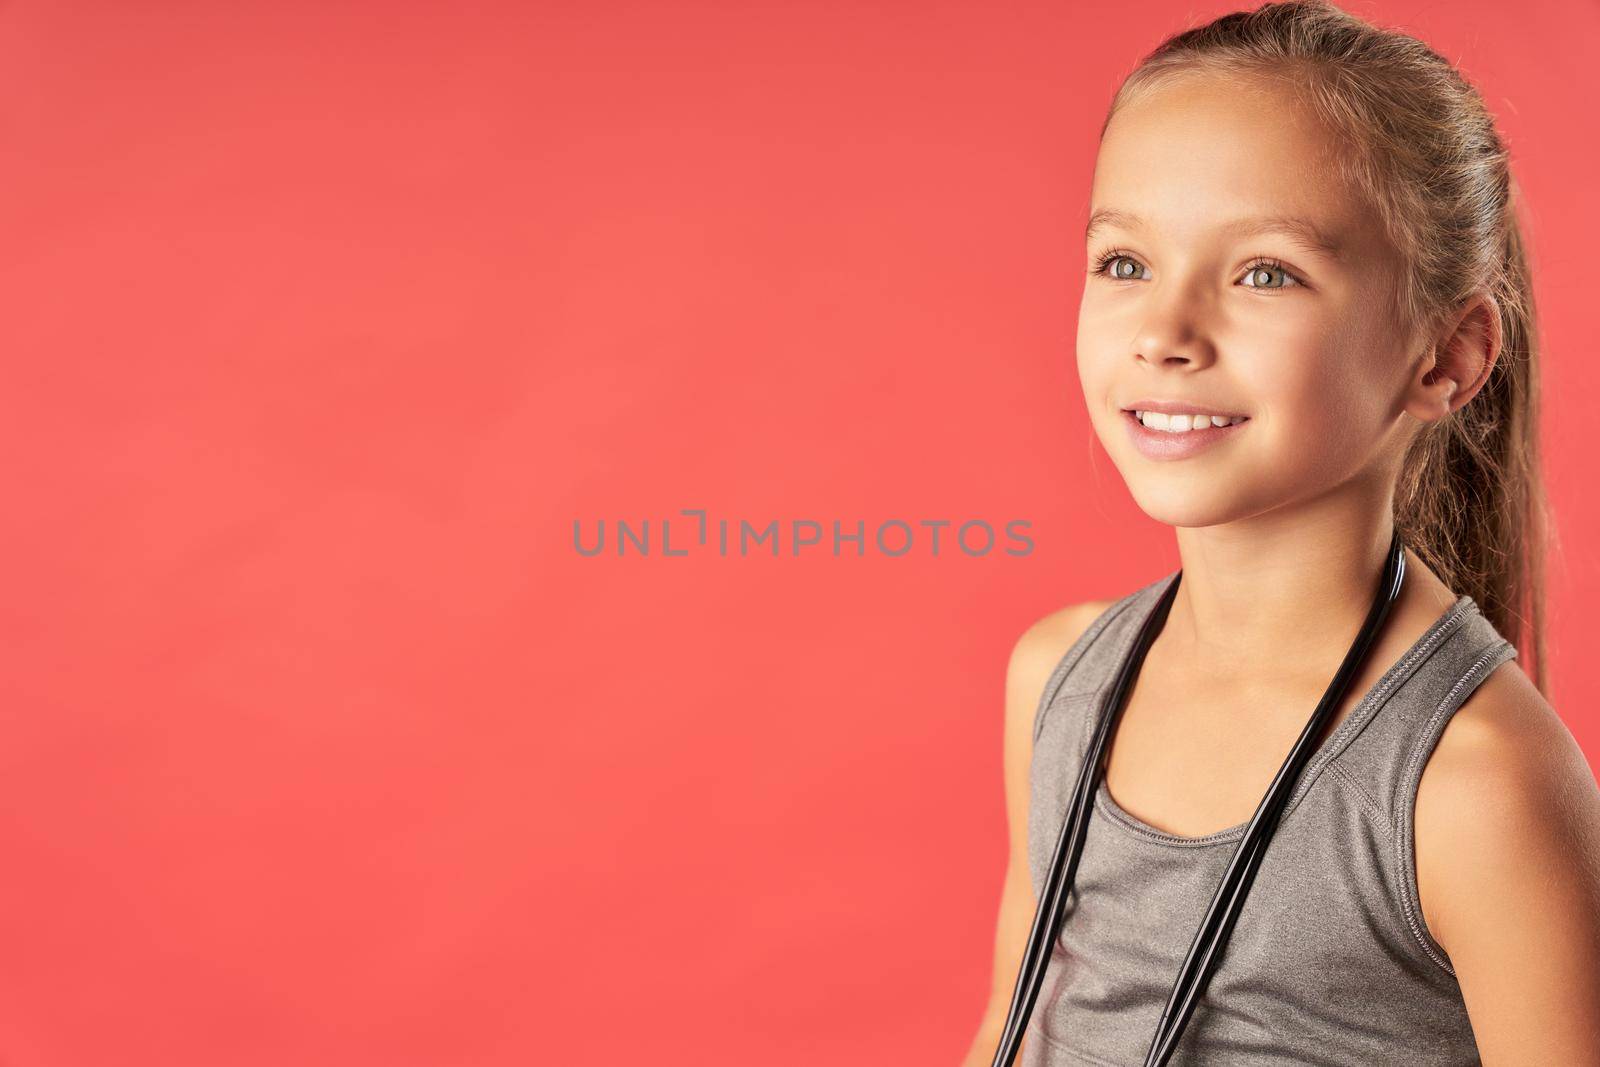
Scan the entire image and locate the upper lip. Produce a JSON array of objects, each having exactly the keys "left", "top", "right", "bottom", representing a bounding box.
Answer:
[{"left": 1122, "top": 399, "right": 1249, "bottom": 418}]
